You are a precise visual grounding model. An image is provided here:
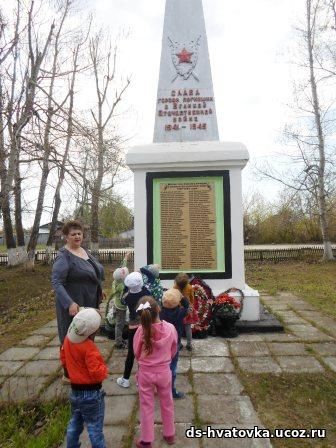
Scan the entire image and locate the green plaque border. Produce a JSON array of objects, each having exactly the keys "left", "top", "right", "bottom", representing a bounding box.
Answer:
[{"left": 146, "top": 171, "right": 232, "bottom": 280}]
